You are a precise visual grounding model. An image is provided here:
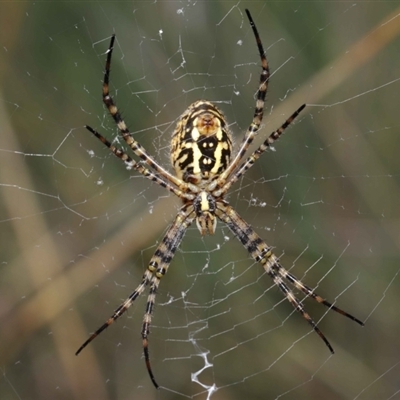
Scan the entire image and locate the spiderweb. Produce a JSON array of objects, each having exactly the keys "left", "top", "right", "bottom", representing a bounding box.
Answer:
[{"left": 1, "top": 2, "right": 400, "bottom": 400}]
